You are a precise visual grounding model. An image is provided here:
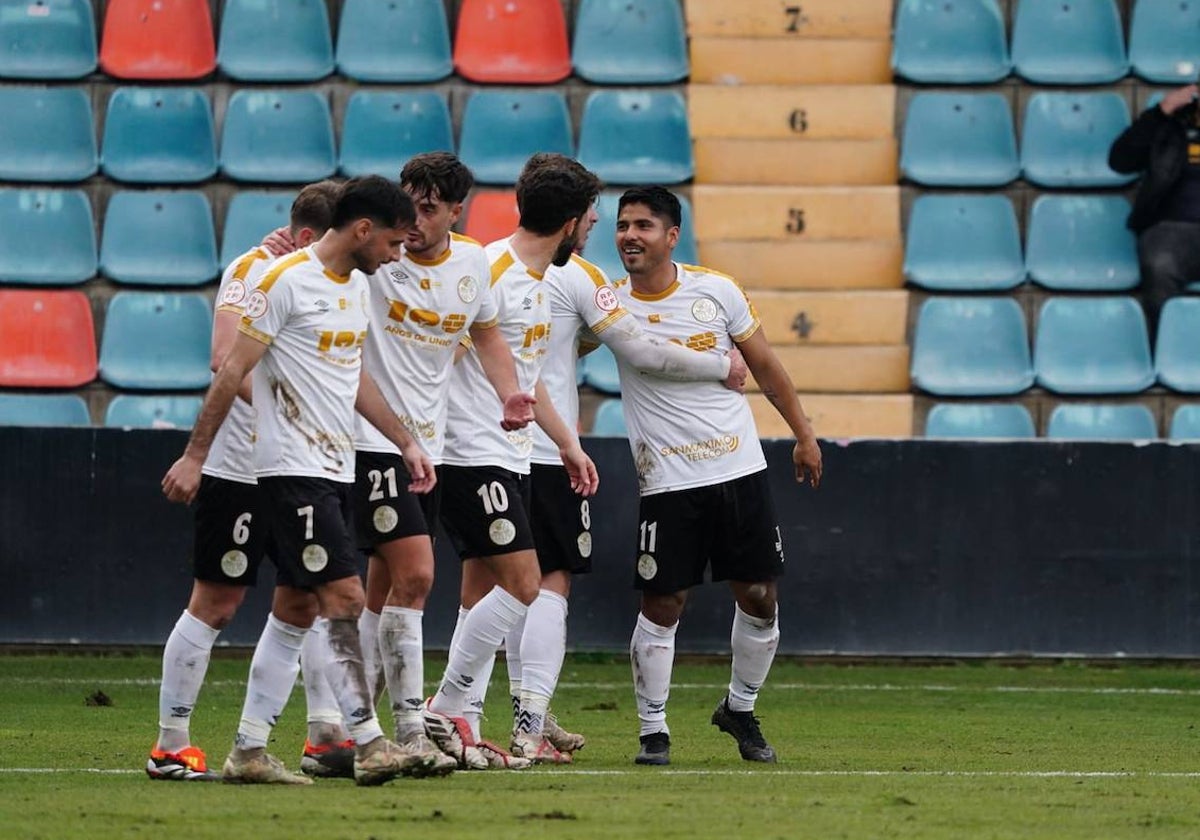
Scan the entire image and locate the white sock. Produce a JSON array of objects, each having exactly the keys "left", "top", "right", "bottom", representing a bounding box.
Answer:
[
  {"left": 432, "top": 586, "right": 527, "bottom": 716},
  {"left": 728, "top": 604, "right": 780, "bottom": 713},
  {"left": 235, "top": 614, "right": 307, "bottom": 750},
  {"left": 299, "top": 618, "right": 347, "bottom": 744},
  {"left": 464, "top": 649, "right": 496, "bottom": 742},
  {"left": 157, "top": 610, "right": 220, "bottom": 752},
  {"left": 504, "top": 611, "right": 526, "bottom": 729},
  {"left": 515, "top": 589, "right": 568, "bottom": 737},
  {"left": 358, "top": 607, "right": 384, "bottom": 703},
  {"left": 323, "top": 617, "right": 385, "bottom": 746},
  {"left": 630, "top": 612, "right": 677, "bottom": 738},
  {"left": 378, "top": 606, "right": 425, "bottom": 739}
]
